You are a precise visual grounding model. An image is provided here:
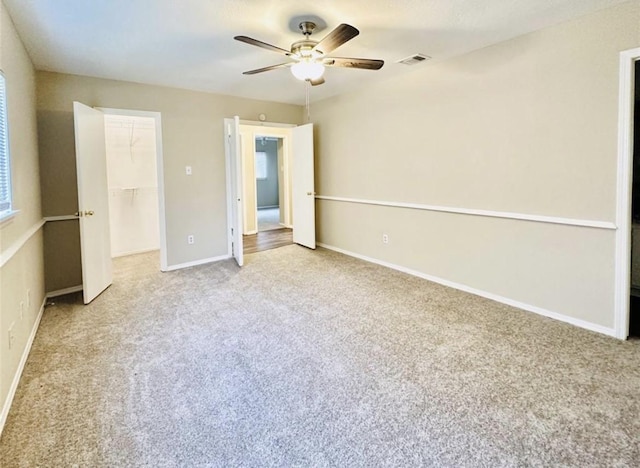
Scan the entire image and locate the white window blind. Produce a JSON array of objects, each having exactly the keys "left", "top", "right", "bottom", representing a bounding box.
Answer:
[
  {"left": 0, "top": 73, "right": 11, "bottom": 217},
  {"left": 255, "top": 151, "right": 267, "bottom": 180}
]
